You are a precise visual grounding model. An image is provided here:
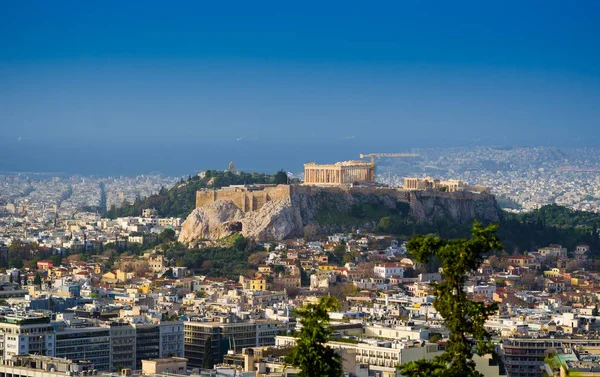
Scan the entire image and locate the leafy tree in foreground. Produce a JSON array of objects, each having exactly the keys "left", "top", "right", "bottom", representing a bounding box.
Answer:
[
  {"left": 398, "top": 221, "right": 502, "bottom": 377},
  {"left": 285, "top": 296, "right": 342, "bottom": 377}
]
